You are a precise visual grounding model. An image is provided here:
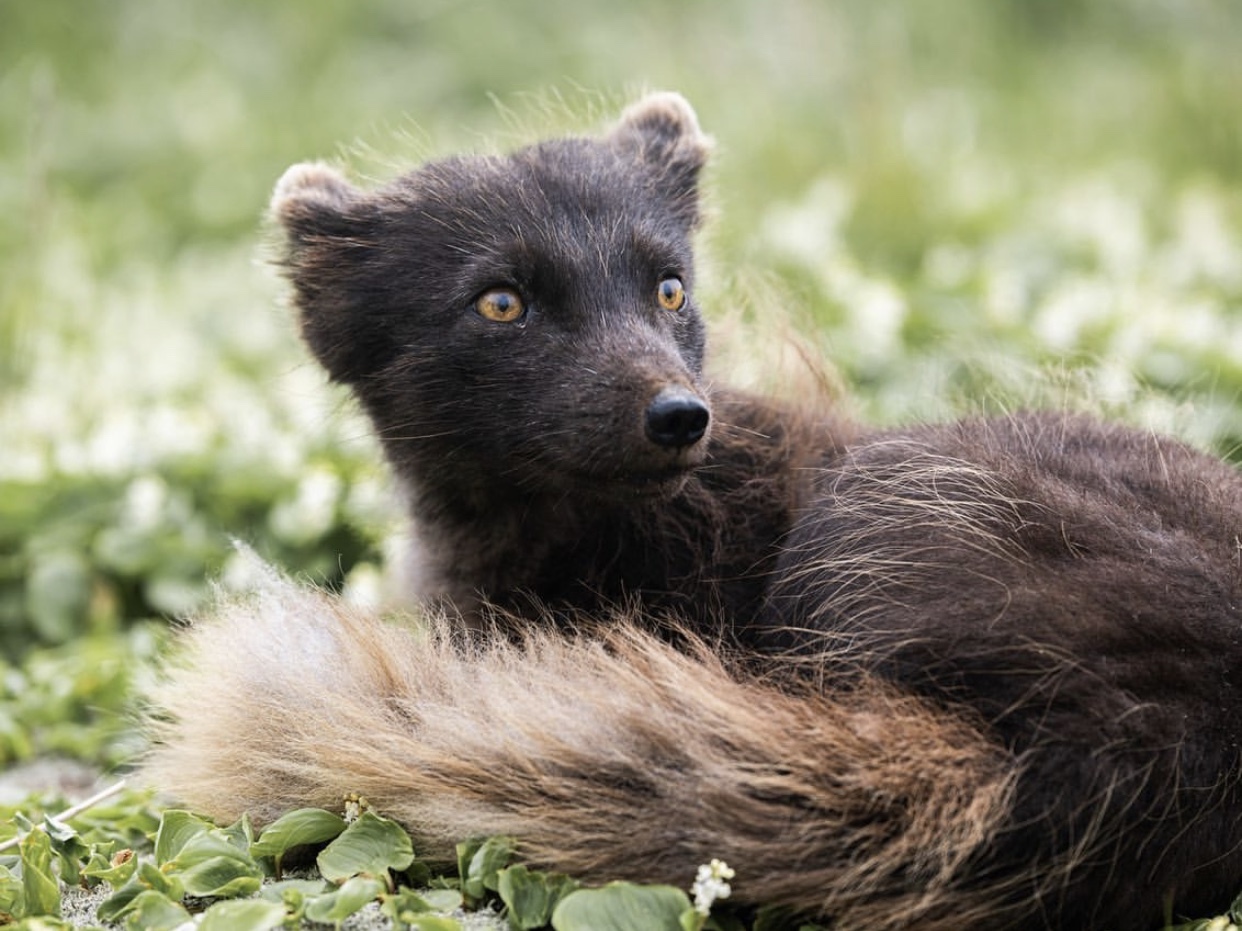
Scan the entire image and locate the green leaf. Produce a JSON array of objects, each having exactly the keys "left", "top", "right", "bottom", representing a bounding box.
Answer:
[
  {"left": 152, "top": 810, "right": 213, "bottom": 866},
  {"left": 418, "top": 887, "right": 465, "bottom": 912},
  {"left": 551, "top": 882, "right": 692, "bottom": 931},
  {"left": 20, "top": 828, "right": 62, "bottom": 918},
  {"left": 250, "top": 807, "right": 347, "bottom": 864},
  {"left": 379, "top": 885, "right": 466, "bottom": 929},
  {"left": 41, "top": 817, "right": 90, "bottom": 887},
  {"left": 136, "top": 860, "right": 183, "bottom": 900},
  {"left": 303, "top": 874, "right": 386, "bottom": 924},
  {"left": 316, "top": 811, "right": 414, "bottom": 884},
  {"left": 118, "top": 889, "right": 191, "bottom": 931},
  {"left": 39, "top": 816, "right": 79, "bottom": 846},
  {"left": 97, "top": 862, "right": 186, "bottom": 926},
  {"left": 14, "top": 917, "right": 77, "bottom": 931},
  {"left": 83, "top": 847, "right": 139, "bottom": 887},
  {"left": 257, "top": 877, "right": 331, "bottom": 901},
  {"left": 381, "top": 888, "right": 430, "bottom": 929},
  {"left": 221, "top": 812, "right": 256, "bottom": 851},
  {"left": 456, "top": 835, "right": 515, "bottom": 901},
  {"left": 98, "top": 859, "right": 185, "bottom": 928},
  {"left": 177, "top": 849, "right": 264, "bottom": 898},
  {"left": 256, "top": 879, "right": 329, "bottom": 925},
  {"left": 399, "top": 856, "right": 434, "bottom": 889},
  {"left": 198, "top": 897, "right": 288, "bottom": 931},
  {"left": 96, "top": 881, "right": 144, "bottom": 923},
  {"left": 278, "top": 888, "right": 308, "bottom": 926},
  {"left": 497, "top": 864, "right": 580, "bottom": 930},
  {"left": 153, "top": 810, "right": 263, "bottom": 897},
  {"left": 0, "top": 862, "right": 26, "bottom": 918},
  {"left": 402, "top": 917, "right": 464, "bottom": 931}
]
